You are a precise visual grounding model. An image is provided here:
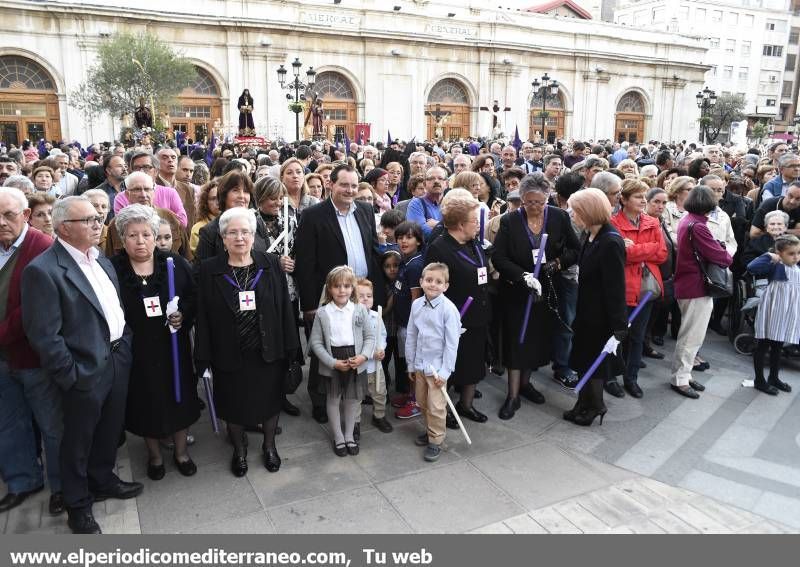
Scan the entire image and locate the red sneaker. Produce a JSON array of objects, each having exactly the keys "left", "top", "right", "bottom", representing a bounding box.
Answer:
[
  {"left": 391, "top": 393, "right": 410, "bottom": 408},
  {"left": 395, "top": 401, "right": 421, "bottom": 419}
]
